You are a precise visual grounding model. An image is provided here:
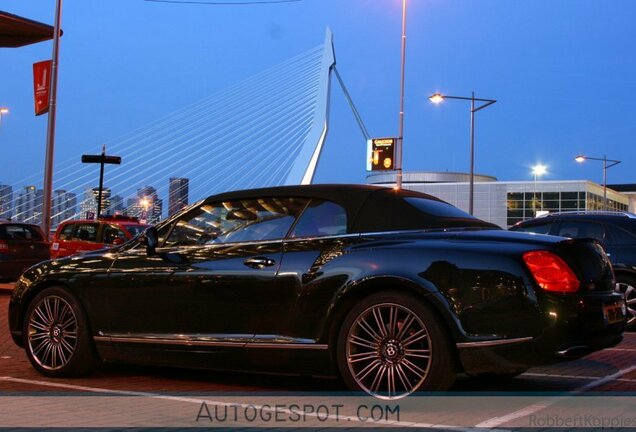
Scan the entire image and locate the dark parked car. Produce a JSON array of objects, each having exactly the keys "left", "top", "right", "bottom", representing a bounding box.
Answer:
[
  {"left": 0, "top": 220, "right": 50, "bottom": 282},
  {"left": 9, "top": 185, "right": 626, "bottom": 398},
  {"left": 511, "top": 211, "right": 636, "bottom": 329}
]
